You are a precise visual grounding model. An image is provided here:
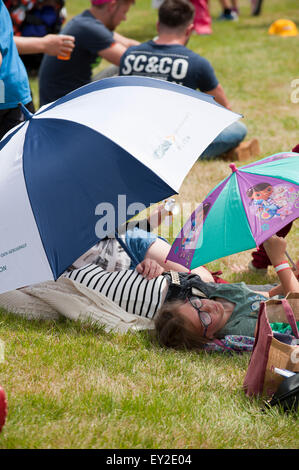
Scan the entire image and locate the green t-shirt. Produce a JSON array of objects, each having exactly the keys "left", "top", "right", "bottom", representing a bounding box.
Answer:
[
  {"left": 207, "top": 282, "right": 268, "bottom": 338},
  {"left": 209, "top": 283, "right": 297, "bottom": 338}
]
